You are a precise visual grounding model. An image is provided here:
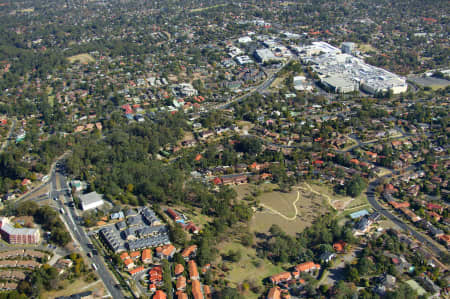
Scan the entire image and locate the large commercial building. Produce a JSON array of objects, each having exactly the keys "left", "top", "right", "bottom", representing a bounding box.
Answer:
[
  {"left": 254, "top": 49, "right": 279, "bottom": 63},
  {"left": 341, "top": 42, "right": 356, "bottom": 54},
  {"left": 321, "top": 75, "right": 358, "bottom": 93},
  {"left": 299, "top": 42, "right": 407, "bottom": 94},
  {"left": 0, "top": 218, "right": 40, "bottom": 244},
  {"left": 80, "top": 192, "right": 104, "bottom": 211}
]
